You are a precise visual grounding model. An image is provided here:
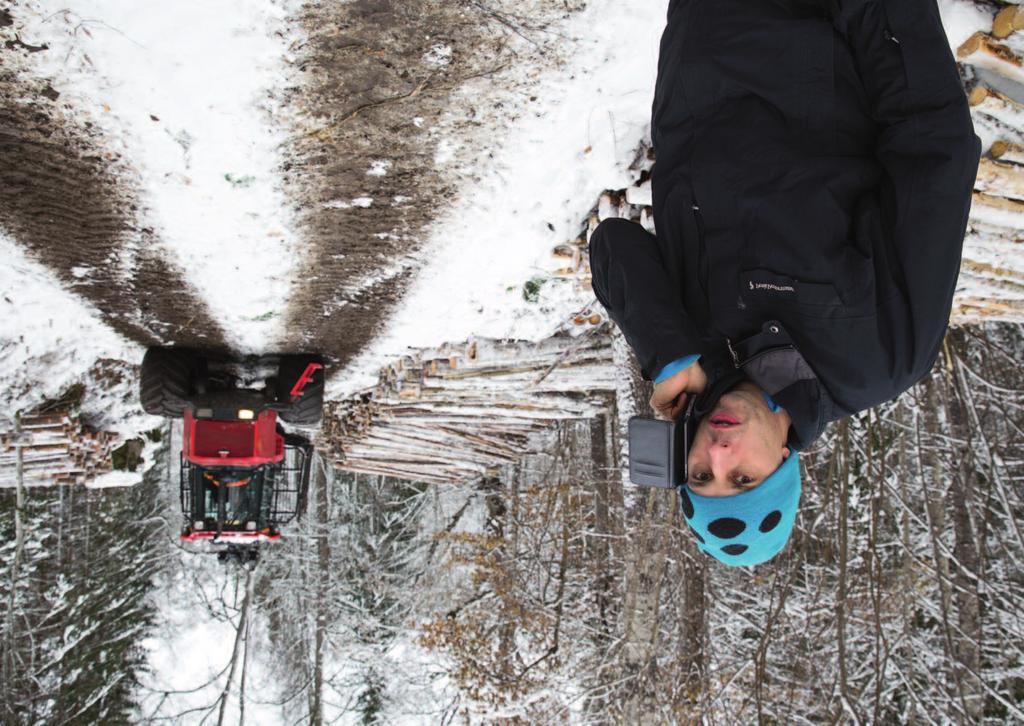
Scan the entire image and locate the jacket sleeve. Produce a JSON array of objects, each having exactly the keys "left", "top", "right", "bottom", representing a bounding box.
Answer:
[
  {"left": 588, "top": 218, "right": 704, "bottom": 381},
  {"left": 654, "top": 354, "right": 701, "bottom": 384},
  {"left": 831, "top": 0, "right": 981, "bottom": 382}
]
